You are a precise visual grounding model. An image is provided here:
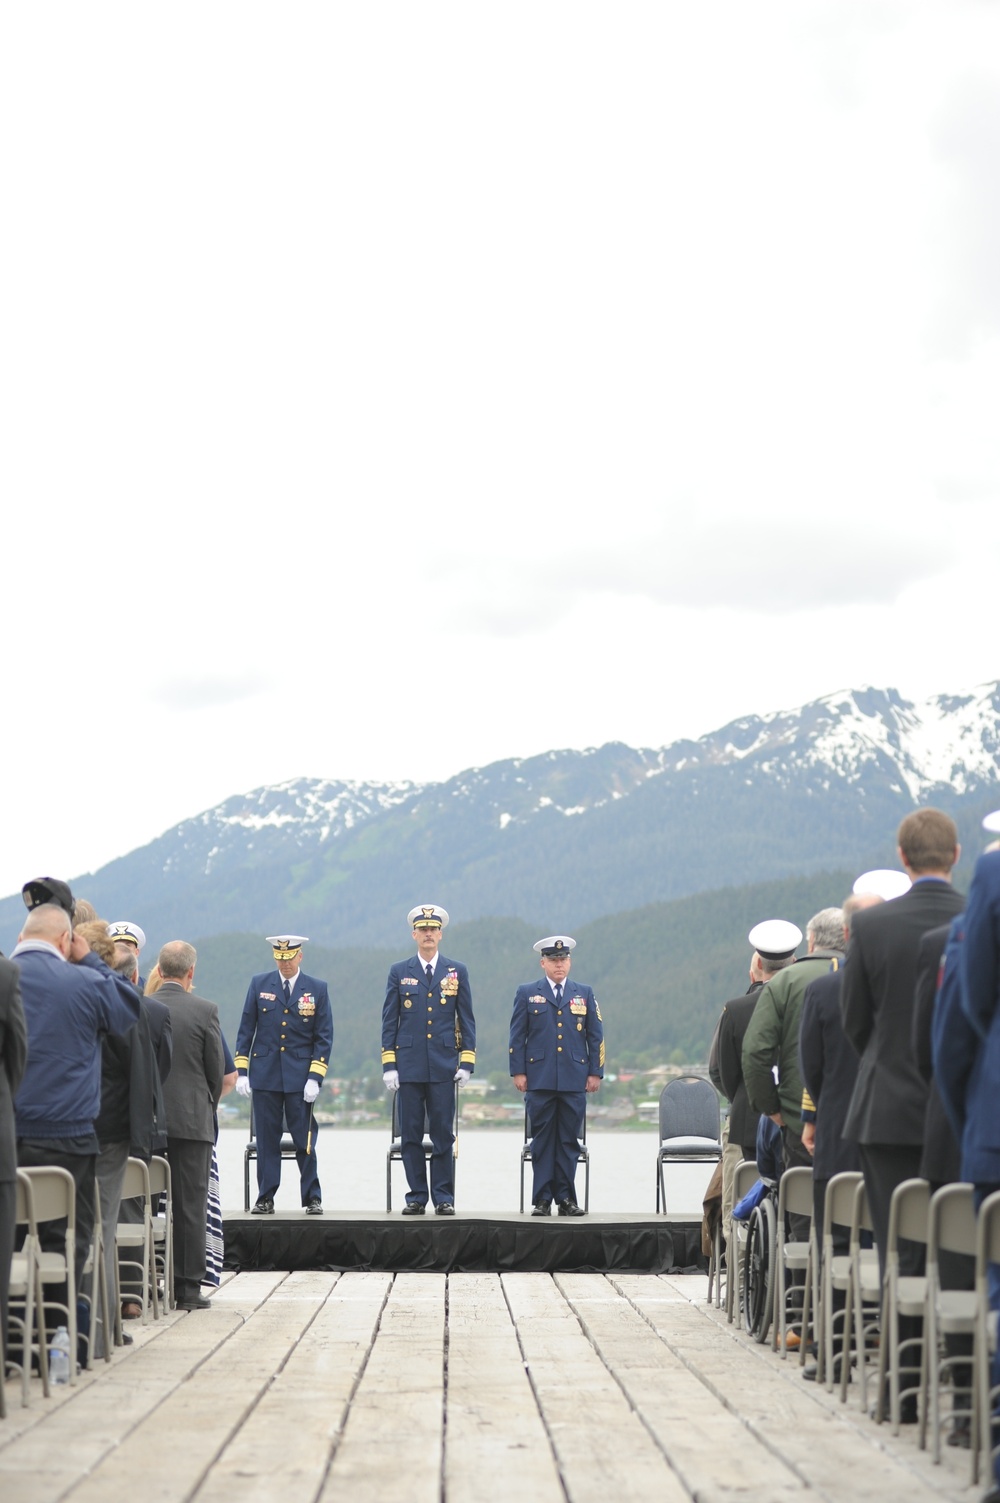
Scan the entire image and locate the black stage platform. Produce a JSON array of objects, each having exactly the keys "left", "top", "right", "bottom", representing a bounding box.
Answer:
[{"left": 224, "top": 1210, "right": 705, "bottom": 1275}]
